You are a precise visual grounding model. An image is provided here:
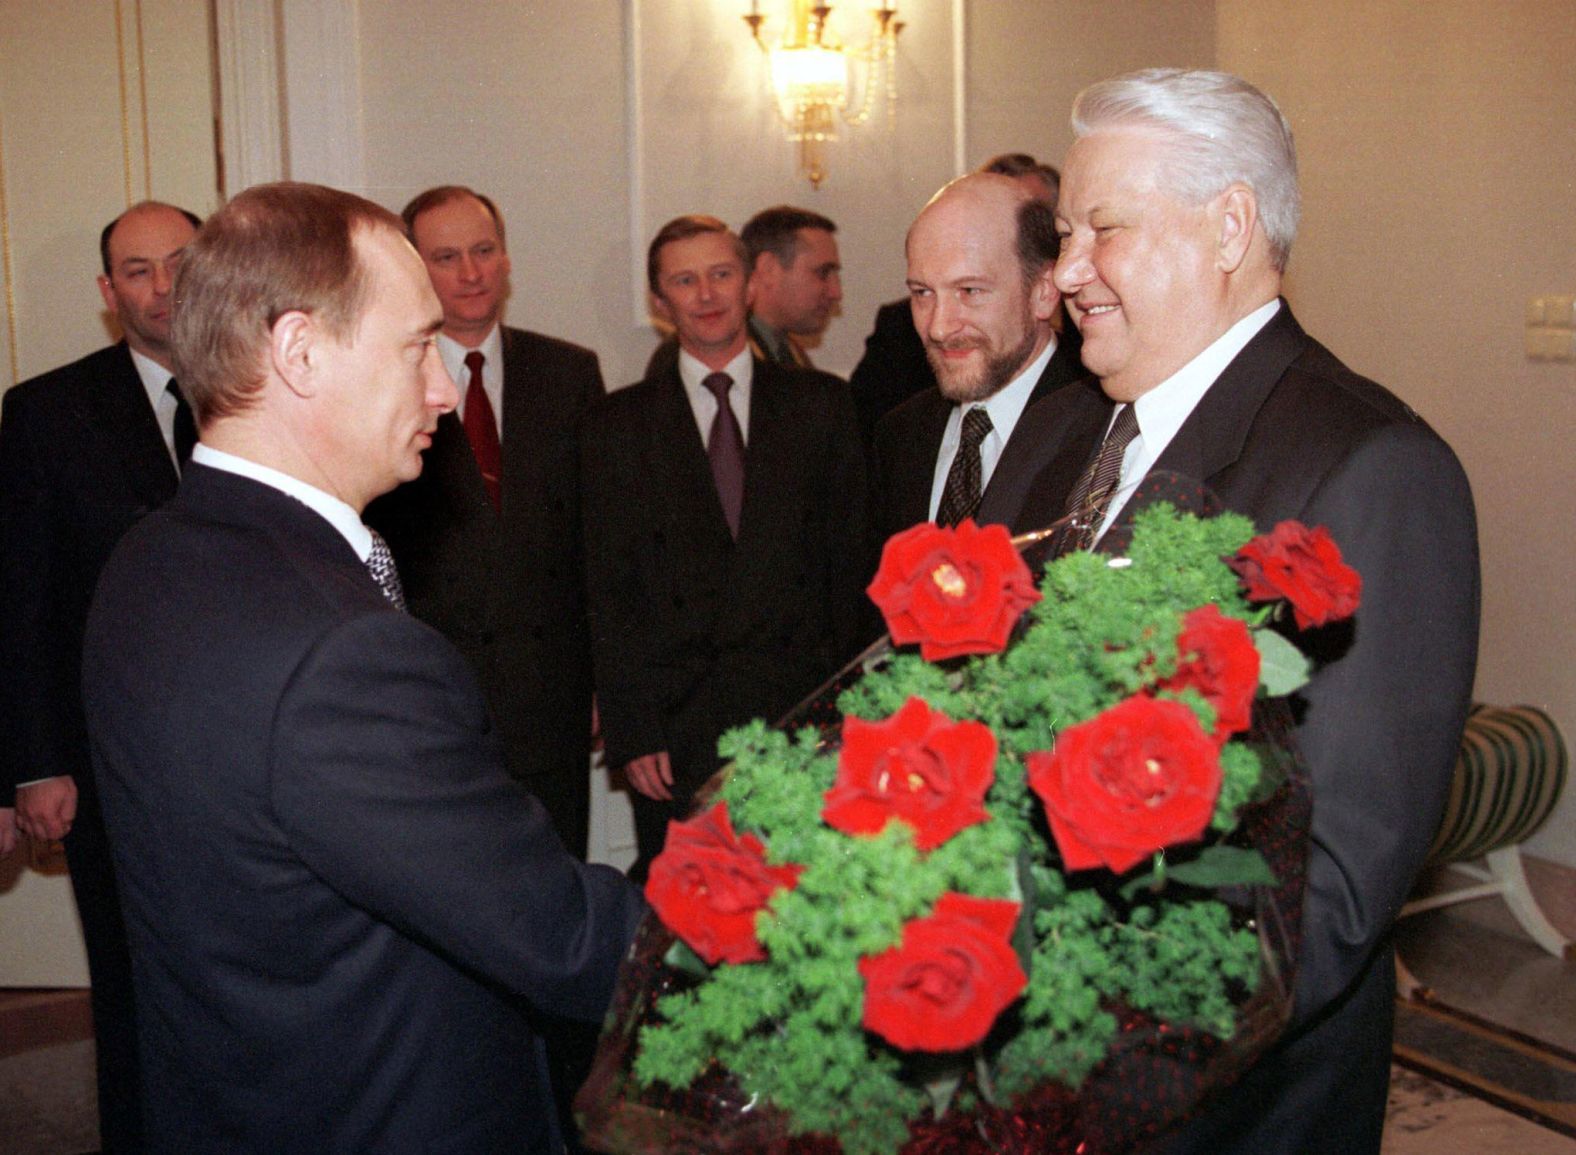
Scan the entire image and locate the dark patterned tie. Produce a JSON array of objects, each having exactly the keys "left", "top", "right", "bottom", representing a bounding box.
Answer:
[
  {"left": 462, "top": 350, "right": 502, "bottom": 511},
  {"left": 1063, "top": 403, "right": 1140, "bottom": 549},
  {"left": 703, "top": 372, "right": 745, "bottom": 539},
  {"left": 167, "top": 378, "right": 197, "bottom": 467},
  {"left": 936, "top": 407, "right": 994, "bottom": 527},
  {"left": 366, "top": 529, "right": 406, "bottom": 610}
]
